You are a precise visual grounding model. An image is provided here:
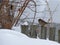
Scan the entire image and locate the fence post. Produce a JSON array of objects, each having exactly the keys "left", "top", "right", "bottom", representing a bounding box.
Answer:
[
  {"left": 40, "top": 26, "right": 47, "bottom": 39},
  {"left": 58, "top": 30, "right": 60, "bottom": 43},
  {"left": 49, "top": 27, "right": 56, "bottom": 41}
]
